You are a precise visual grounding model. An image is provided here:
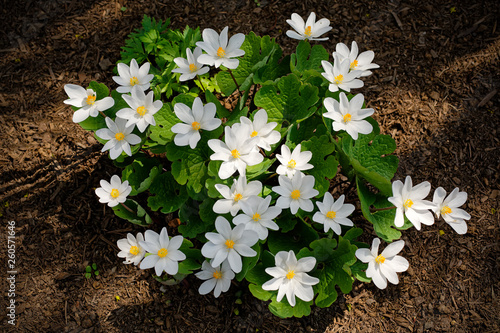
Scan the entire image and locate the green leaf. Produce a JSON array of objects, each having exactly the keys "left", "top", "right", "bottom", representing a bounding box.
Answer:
[
  {"left": 253, "top": 45, "right": 291, "bottom": 84},
  {"left": 286, "top": 114, "right": 328, "bottom": 148},
  {"left": 216, "top": 32, "right": 281, "bottom": 96},
  {"left": 274, "top": 210, "right": 297, "bottom": 233},
  {"left": 246, "top": 158, "right": 275, "bottom": 180},
  {"left": 254, "top": 73, "right": 319, "bottom": 126},
  {"left": 149, "top": 103, "right": 180, "bottom": 145},
  {"left": 267, "top": 219, "right": 319, "bottom": 254},
  {"left": 178, "top": 199, "right": 212, "bottom": 239},
  {"left": 112, "top": 199, "right": 153, "bottom": 226},
  {"left": 205, "top": 161, "right": 233, "bottom": 198},
  {"left": 246, "top": 250, "right": 276, "bottom": 301},
  {"left": 268, "top": 296, "right": 312, "bottom": 318},
  {"left": 356, "top": 179, "right": 412, "bottom": 242},
  {"left": 205, "top": 90, "right": 229, "bottom": 119},
  {"left": 235, "top": 242, "right": 261, "bottom": 281},
  {"left": 341, "top": 118, "right": 398, "bottom": 196},
  {"left": 177, "top": 239, "right": 202, "bottom": 275},
  {"left": 290, "top": 40, "right": 329, "bottom": 74},
  {"left": 121, "top": 156, "right": 161, "bottom": 196},
  {"left": 351, "top": 259, "right": 370, "bottom": 283},
  {"left": 147, "top": 172, "right": 188, "bottom": 214},
  {"left": 301, "top": 135, "right": 338, "bottom": 196}
]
